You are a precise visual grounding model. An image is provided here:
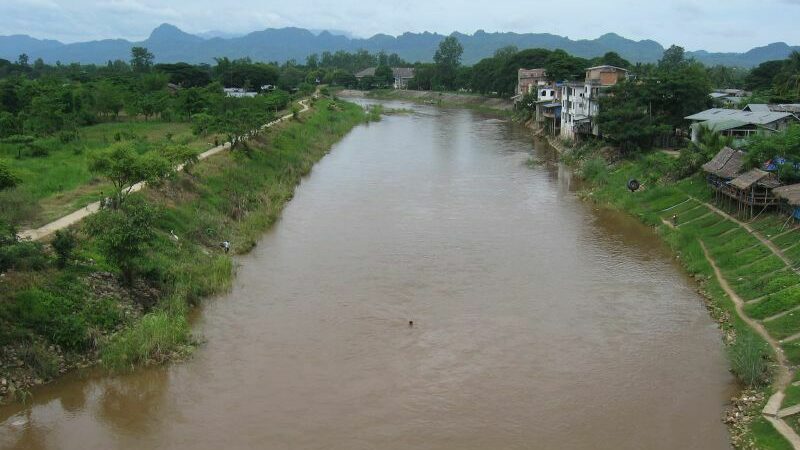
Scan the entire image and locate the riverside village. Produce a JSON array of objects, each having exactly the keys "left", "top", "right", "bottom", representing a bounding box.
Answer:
[{"left": 1, "top": 2, "right": 800, "bottom": 449}]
